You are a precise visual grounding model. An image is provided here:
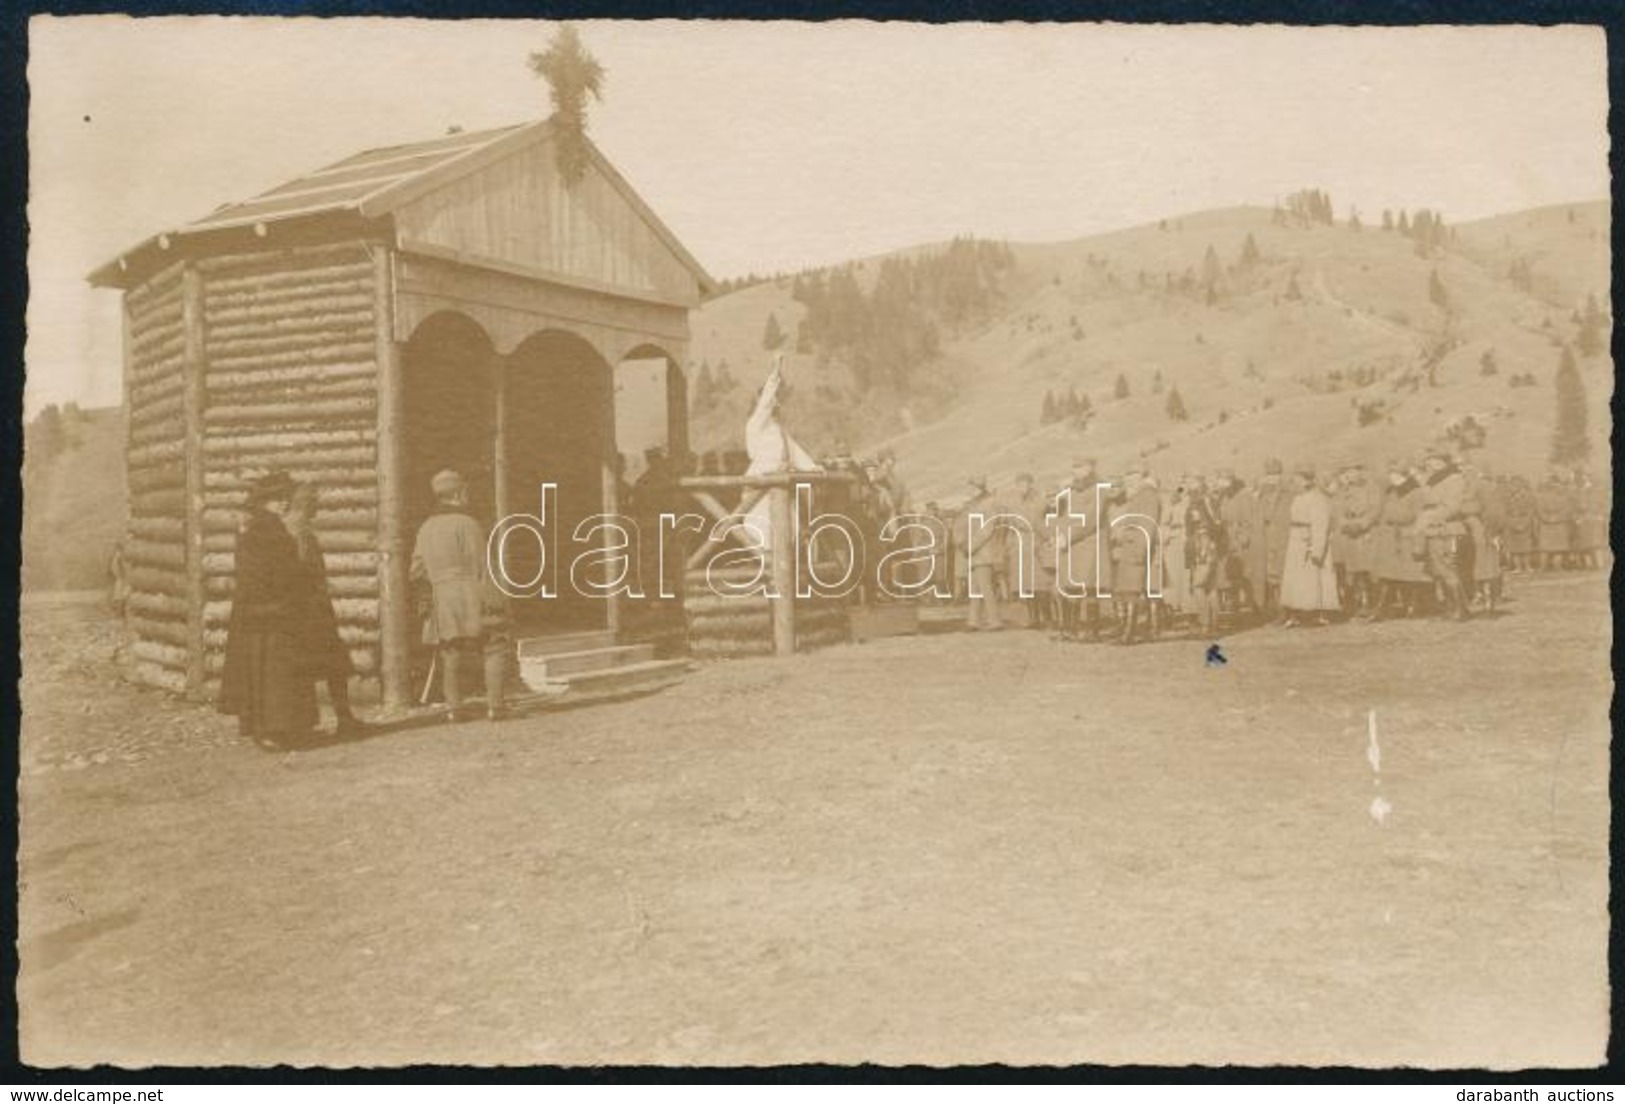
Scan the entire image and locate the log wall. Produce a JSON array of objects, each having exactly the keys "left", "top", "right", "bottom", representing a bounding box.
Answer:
[
  {"left": 682, "top": 565, "right": 851, "bottom": 660},
  {"left": 196, "top": 242, "right": 382, "bottom": 697},
  {"left": 122, "top": 242, "right": 384, "bottom": 698},
  {"left": 124, "top": 262, "right": 190, "bottom": 694}
]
